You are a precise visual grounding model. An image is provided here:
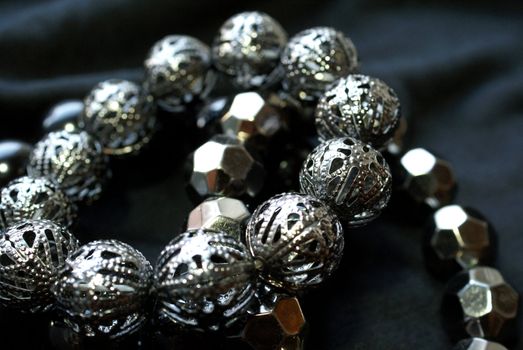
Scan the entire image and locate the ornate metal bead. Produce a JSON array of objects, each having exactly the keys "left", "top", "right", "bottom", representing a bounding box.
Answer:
[
  {"left": 212, "top": 11, "right": 287, "bottom": 89},
  {"left": 154, "top": 229, "right": 256, "bottom": 332},
  {"left": 43, "top": 100, "right": 83, "bottom": 133},
  {"left": 0, "top": 220, "right": 79, "bottom": 312},
  {"left": 453, "top": 338, "right": 508, "bottom": 350},
  {"left": 0, "top": 141, "right": 32, "bottom": 188},
  {"left": 144, "top": 35, "right": 215, "bottom": 111},
  {"left": 424, "top": 205, "right": 495, "bottom": 278},
  {"left": 300, "top": 137, "right": 392, "bottom": 226},
  {"left": 281, "top": 27, "right": 358, "bottom": 103},
  {"left": 81, "top": 79, "right": 157, "bottom": 156},
  {"left": 186, "top": 197, "right": 250, "bottom": 240},
  {"left": 245, "top": 193, "right": 344, "bottom": 291},
  {"left": 53, "top": 240, "right": 153, "bottom": 338},
  {"left": 188, "top": 135, "right": 265, "bottom": 198},
  {"left": 399, "top": 147, "right": 457, "bottom": 209},
  {"left": 27, "top": 131, "right": 109, "bottom": 203},
  {"left": 0, "top": 176, "right": 76, "bottom": 229},
  {"left": 442, "top": 267, "right": 519, "bottom": 342},
  {"left": 315, "top": 74, "right": 402, "bottom": 149}
]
